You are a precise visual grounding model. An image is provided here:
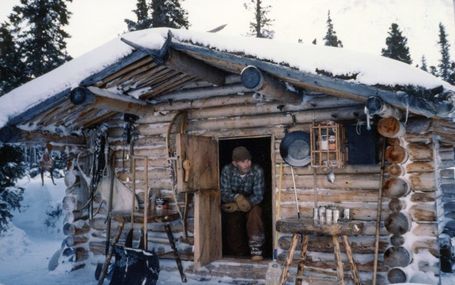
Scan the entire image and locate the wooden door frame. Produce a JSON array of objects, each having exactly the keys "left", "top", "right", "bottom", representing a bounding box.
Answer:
[{"left": 217, "top": 134, "right": 276, "bottom": 260}]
